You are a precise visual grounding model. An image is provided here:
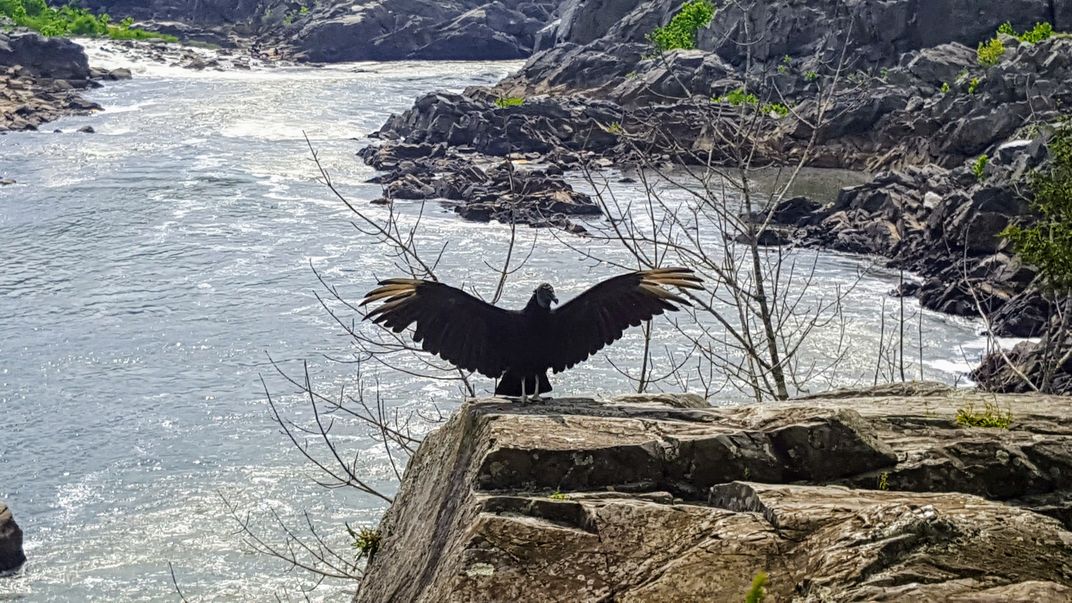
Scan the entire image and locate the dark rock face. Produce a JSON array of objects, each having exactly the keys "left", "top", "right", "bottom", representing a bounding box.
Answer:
[
  {"left": 0, "top": 31, "right": 90, "bottom": 80},
  {"left": 76, "top": 0, "right": 562, "bottom": 60},
  {"left": 264, "top": 0, "right": 560, "bottom": 62},
  {"left": 356, "top": 389, "right": 1072, "bottom": 601},
  {"left": 973, "top": 308, "right": 1072, "bottom": 395},
  {"left": 522, "top": 0, "right": 1057, "bottom": 95},
  {"left": 0, "top": 502, "right": 26, "bottom": 573}
]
